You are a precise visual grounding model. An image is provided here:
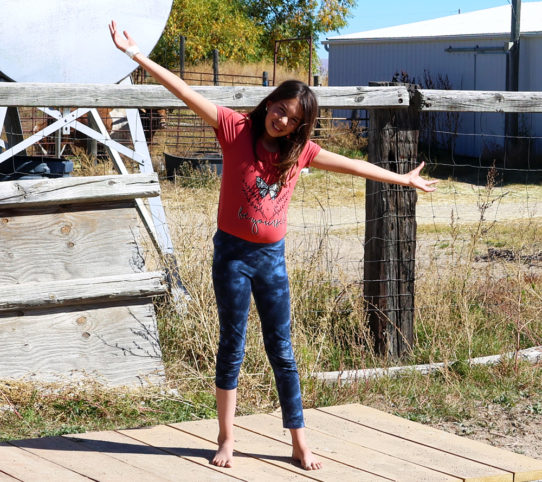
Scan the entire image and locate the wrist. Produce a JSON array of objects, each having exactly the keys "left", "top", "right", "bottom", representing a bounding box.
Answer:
[
  {"left": 124, "top": 45, "right": 141, "bottom": 59},
  {"left": 401, "top": 173, "right": 412, "bottom": 187}
]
